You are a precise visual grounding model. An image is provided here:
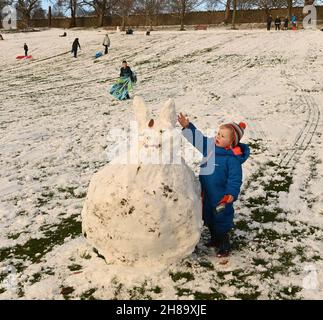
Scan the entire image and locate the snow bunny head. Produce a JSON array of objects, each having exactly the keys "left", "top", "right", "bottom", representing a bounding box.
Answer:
[{"left": 132, "top": 96, "right": 178, "bottom": 164}]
